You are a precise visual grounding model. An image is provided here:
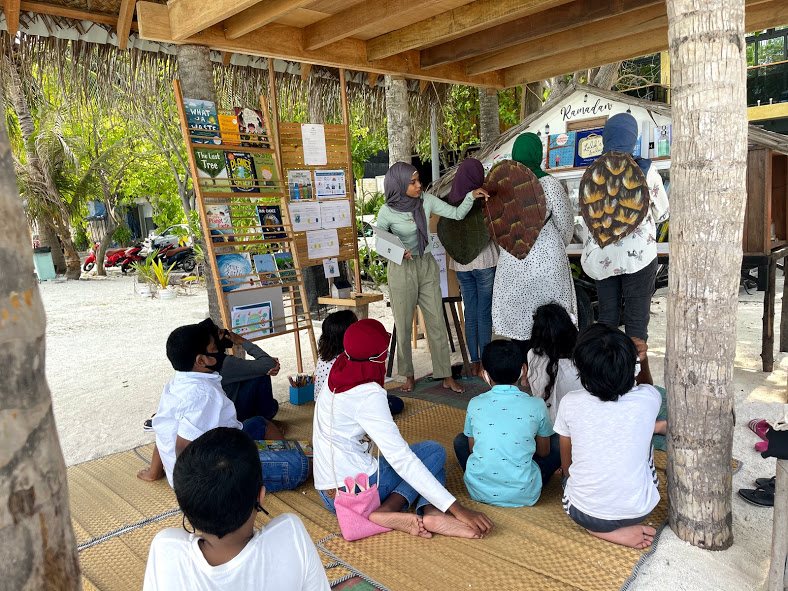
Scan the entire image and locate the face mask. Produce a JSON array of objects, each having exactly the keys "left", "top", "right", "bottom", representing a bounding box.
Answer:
[
  {"left": 219, "top": 336, "right": 234, "bottom": 350},
  {"left": 203, "top": 350, "right": 227, "bottom": 372}
]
